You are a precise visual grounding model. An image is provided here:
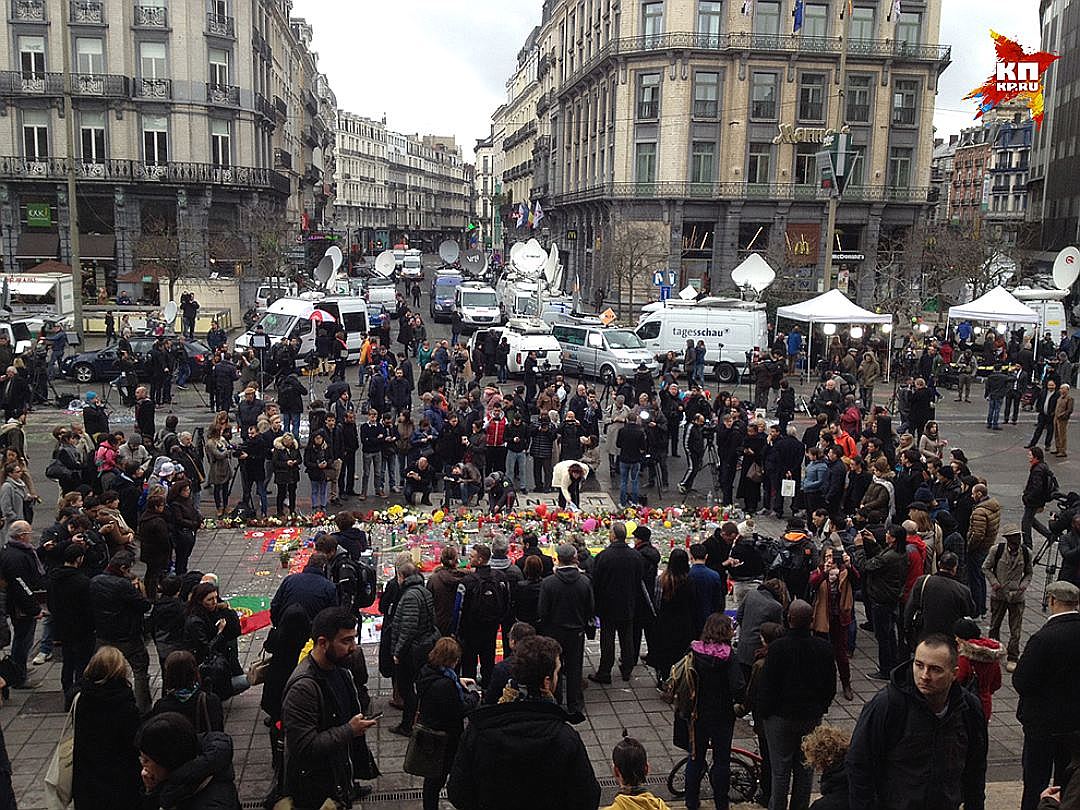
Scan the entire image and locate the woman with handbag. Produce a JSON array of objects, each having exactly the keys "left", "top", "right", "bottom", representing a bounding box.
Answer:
[
  {"left": 645, "top": 548, "right": 698, "bottom": 690},
  {"left": 183, "top": 582, "right": 246, "bottom": 701},
  {"left": 149, "top": 650, "right": 224, "bottom": 732},
  {"left": 71, "top": 645, "right": 142, "bottom": 809},
  {"left": 166, "top": 480, "right": 201, "bottom": 580},
  {"left": 738, "top": 421, "right": 767, "bottom": 514},
  {"left": 414, "top": 637, "right": 480, "bottom": 810}
]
